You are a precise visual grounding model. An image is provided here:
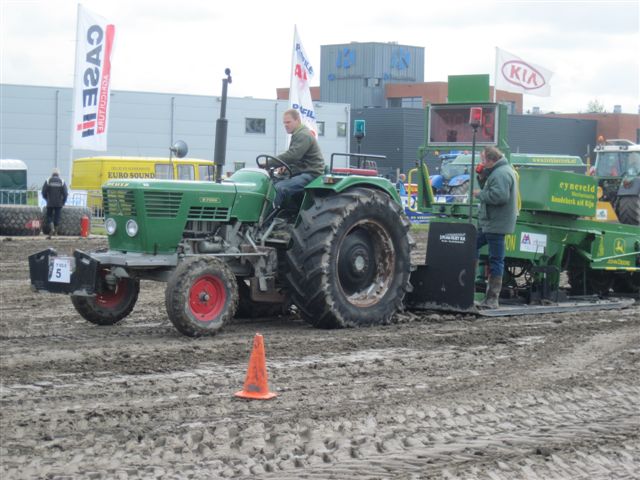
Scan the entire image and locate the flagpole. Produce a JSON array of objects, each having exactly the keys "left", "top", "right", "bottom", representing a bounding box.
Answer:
[
  {"left": 289, "top": 25, "right": 296, "bottom": 106},
  {"left": 69, "top": 3, "right": 82, "bottom": 181},
  {"left": 493, "top": 46, "right": 498, "bottom": 103},
  {"left": 286, "top": 25, "right": 297, "bottom": 148}
]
